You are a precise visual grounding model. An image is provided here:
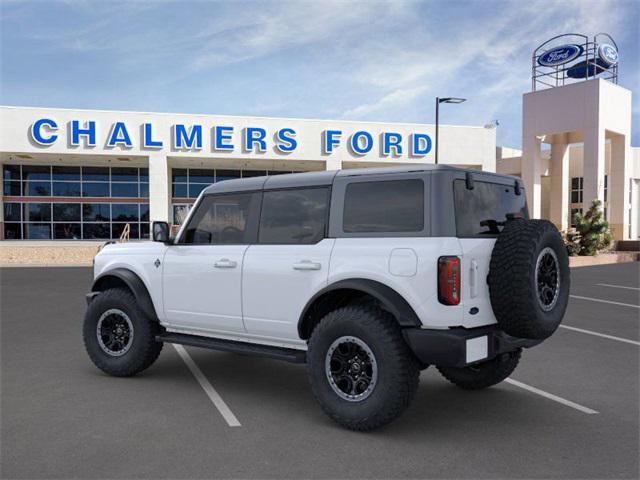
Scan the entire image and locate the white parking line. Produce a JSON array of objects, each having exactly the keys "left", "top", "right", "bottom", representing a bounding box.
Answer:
[
  {"left": 173, "top": 344, "right": 241, "bottom": 427},
  {"left": 560, "top": 324, "right": 640, "bottom": 346},
  {"left": 596, "top": 283, "right": 640, "bottom": 291},
  {"left": 505, "top": 378, "right": 599, "bottom": 415},
  {"left": 570, "top": 295, "right": 640, "bottom": 309}
]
